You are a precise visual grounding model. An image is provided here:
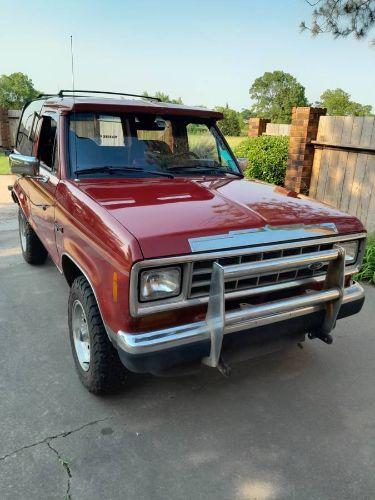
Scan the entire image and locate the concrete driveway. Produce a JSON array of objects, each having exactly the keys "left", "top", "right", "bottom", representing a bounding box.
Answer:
[{"left": 0, "top": 202, "right": 374, "bottom": 500}]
